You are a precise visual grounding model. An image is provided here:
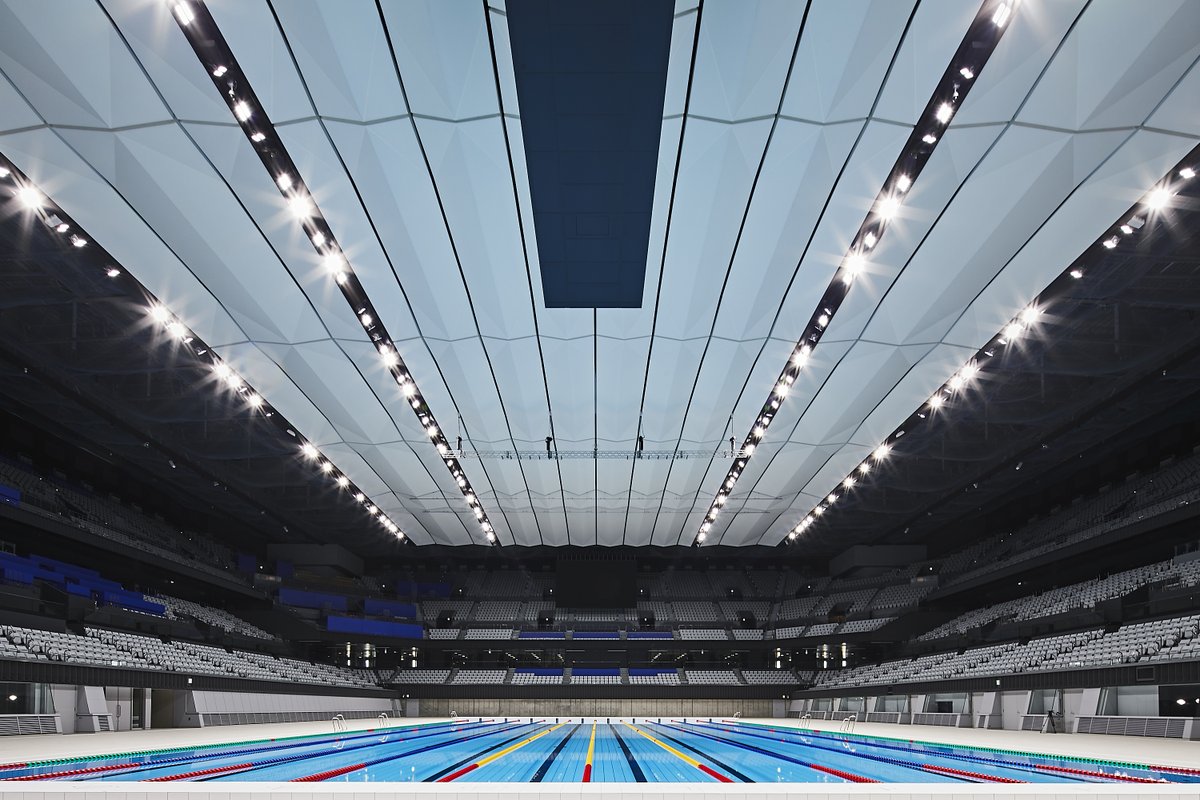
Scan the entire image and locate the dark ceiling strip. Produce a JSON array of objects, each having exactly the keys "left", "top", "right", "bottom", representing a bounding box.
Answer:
[
  {"left": 168, "top": 1, "right": 501, "bottom": 545},
  {"left": 243, "top": 0, "right": 519, "bottom": 546},
  {"left": 642, "top": 0, "right": 815, "bottom": 543},
  {"left": 681, "top": 1, "right": 926, "bottom": 547},
  {"left": 693, "top": 0, "right": 1019, "bottom": 546},
  {"left": 790, "top": 145, "right": 1200, "bottom": 544},
  {"left": 369, "top": 0, "right": 551, "bottom": 545},
  {"left": 733, "top": 0, "right": 1096, "bottom": 547},
  {"left": 621, "top": 0, "right": 705, "bottom": 545},
  {"left": 0, "top": 152, "right": 396, "bottom": 546}
]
